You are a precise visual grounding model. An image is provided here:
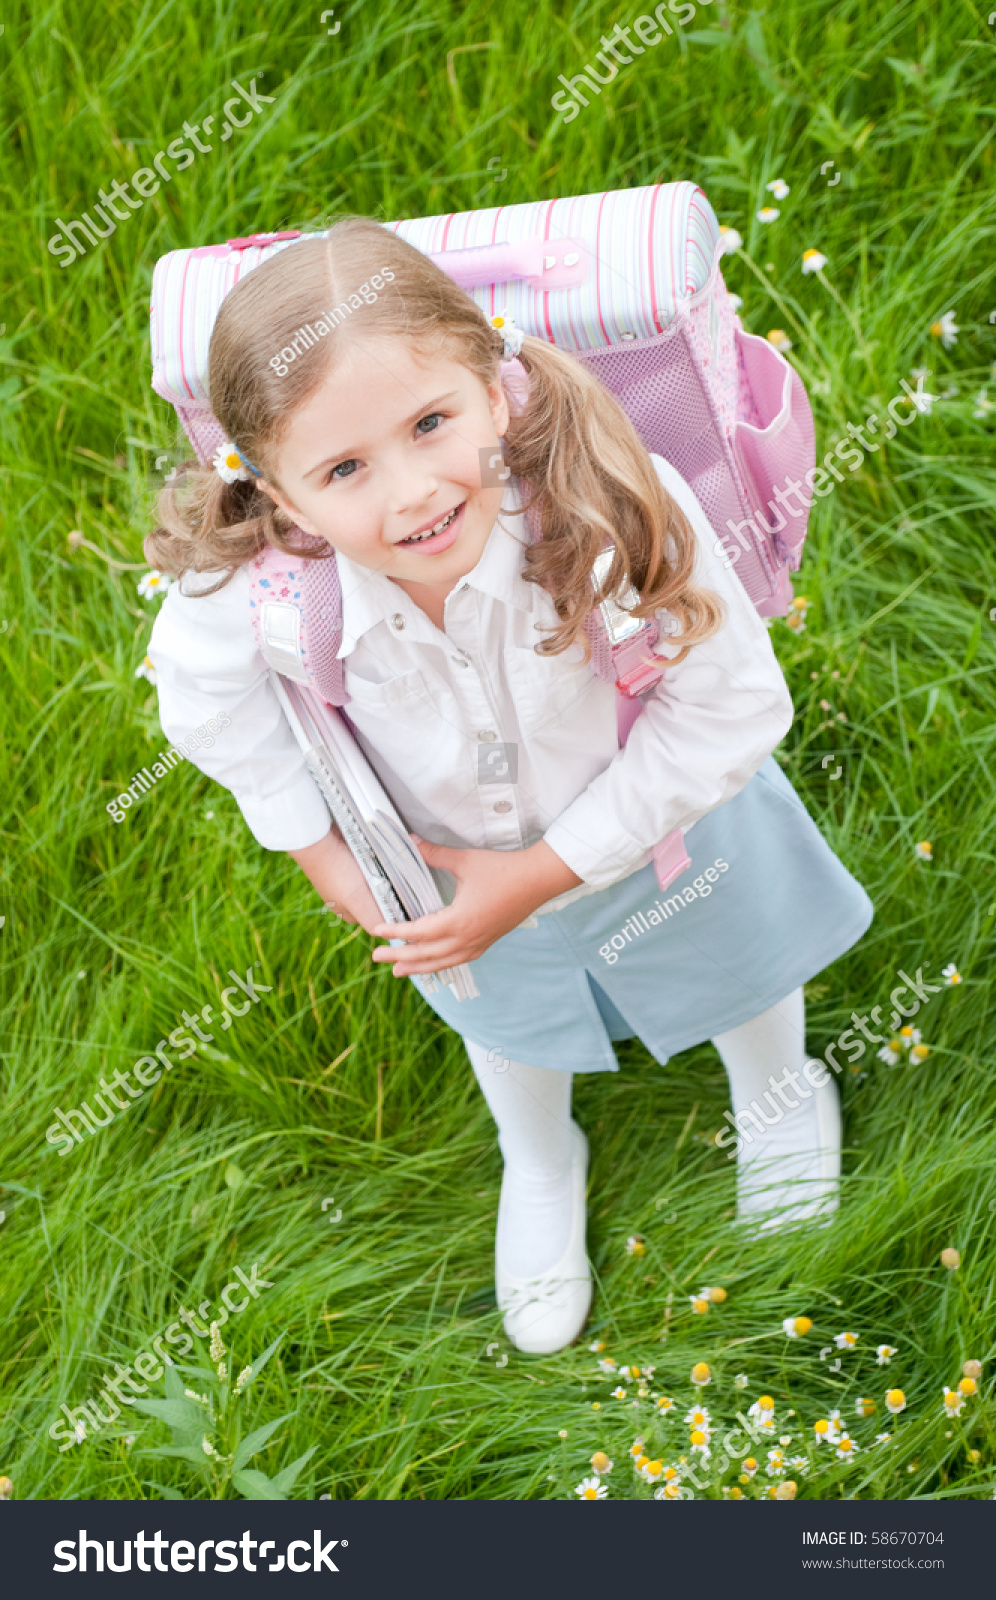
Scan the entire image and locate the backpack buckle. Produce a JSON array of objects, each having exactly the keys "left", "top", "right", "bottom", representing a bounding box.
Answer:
[{"left": 226, "top": 231, "right": 302, "bottom": 251}]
